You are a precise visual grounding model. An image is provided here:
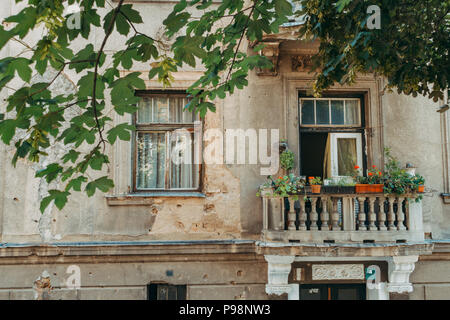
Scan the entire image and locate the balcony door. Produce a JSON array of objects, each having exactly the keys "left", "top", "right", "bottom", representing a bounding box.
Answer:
[
  {"left": 299, "top": 284, "right": 366, "bottom": 300},
  {"left": 299, "top": 95, "right": 365, "bottom": 179}
]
